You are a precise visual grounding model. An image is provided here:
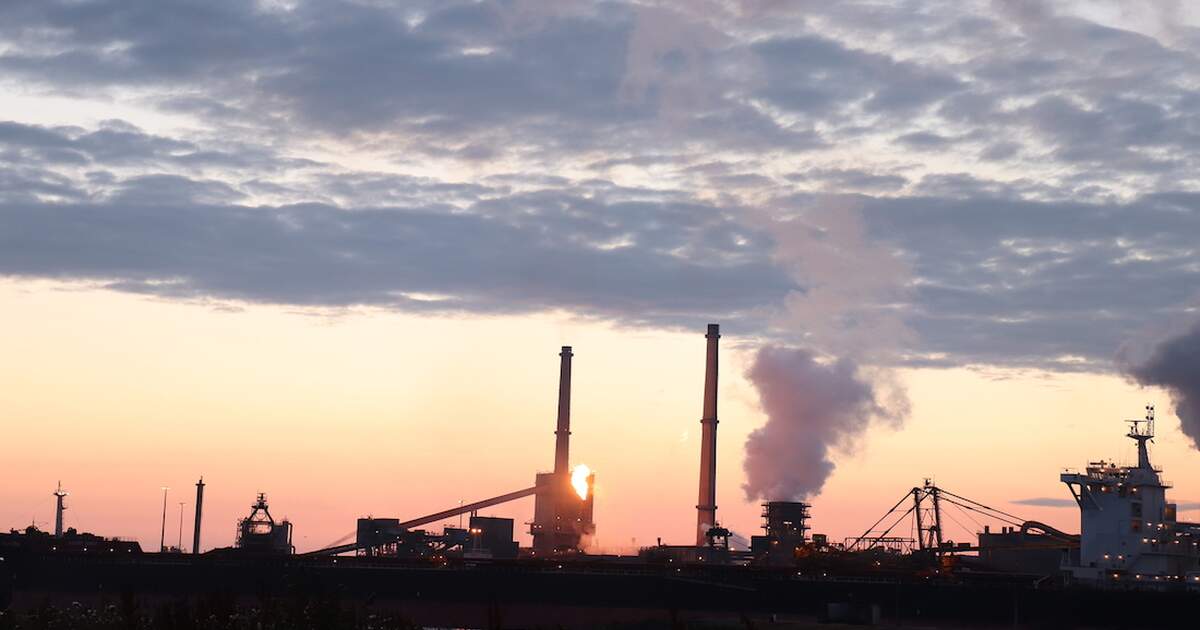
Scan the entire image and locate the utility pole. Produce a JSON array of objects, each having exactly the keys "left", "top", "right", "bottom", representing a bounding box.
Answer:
[
  {"left": 159, "top": 487, "right": 169, "bottom": 552},
  {"left": 930, "top": 483, "right": 944, "bottom": 551},
  {"left": 912, "top": 487, "right": 924, "bottom": 551}
]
